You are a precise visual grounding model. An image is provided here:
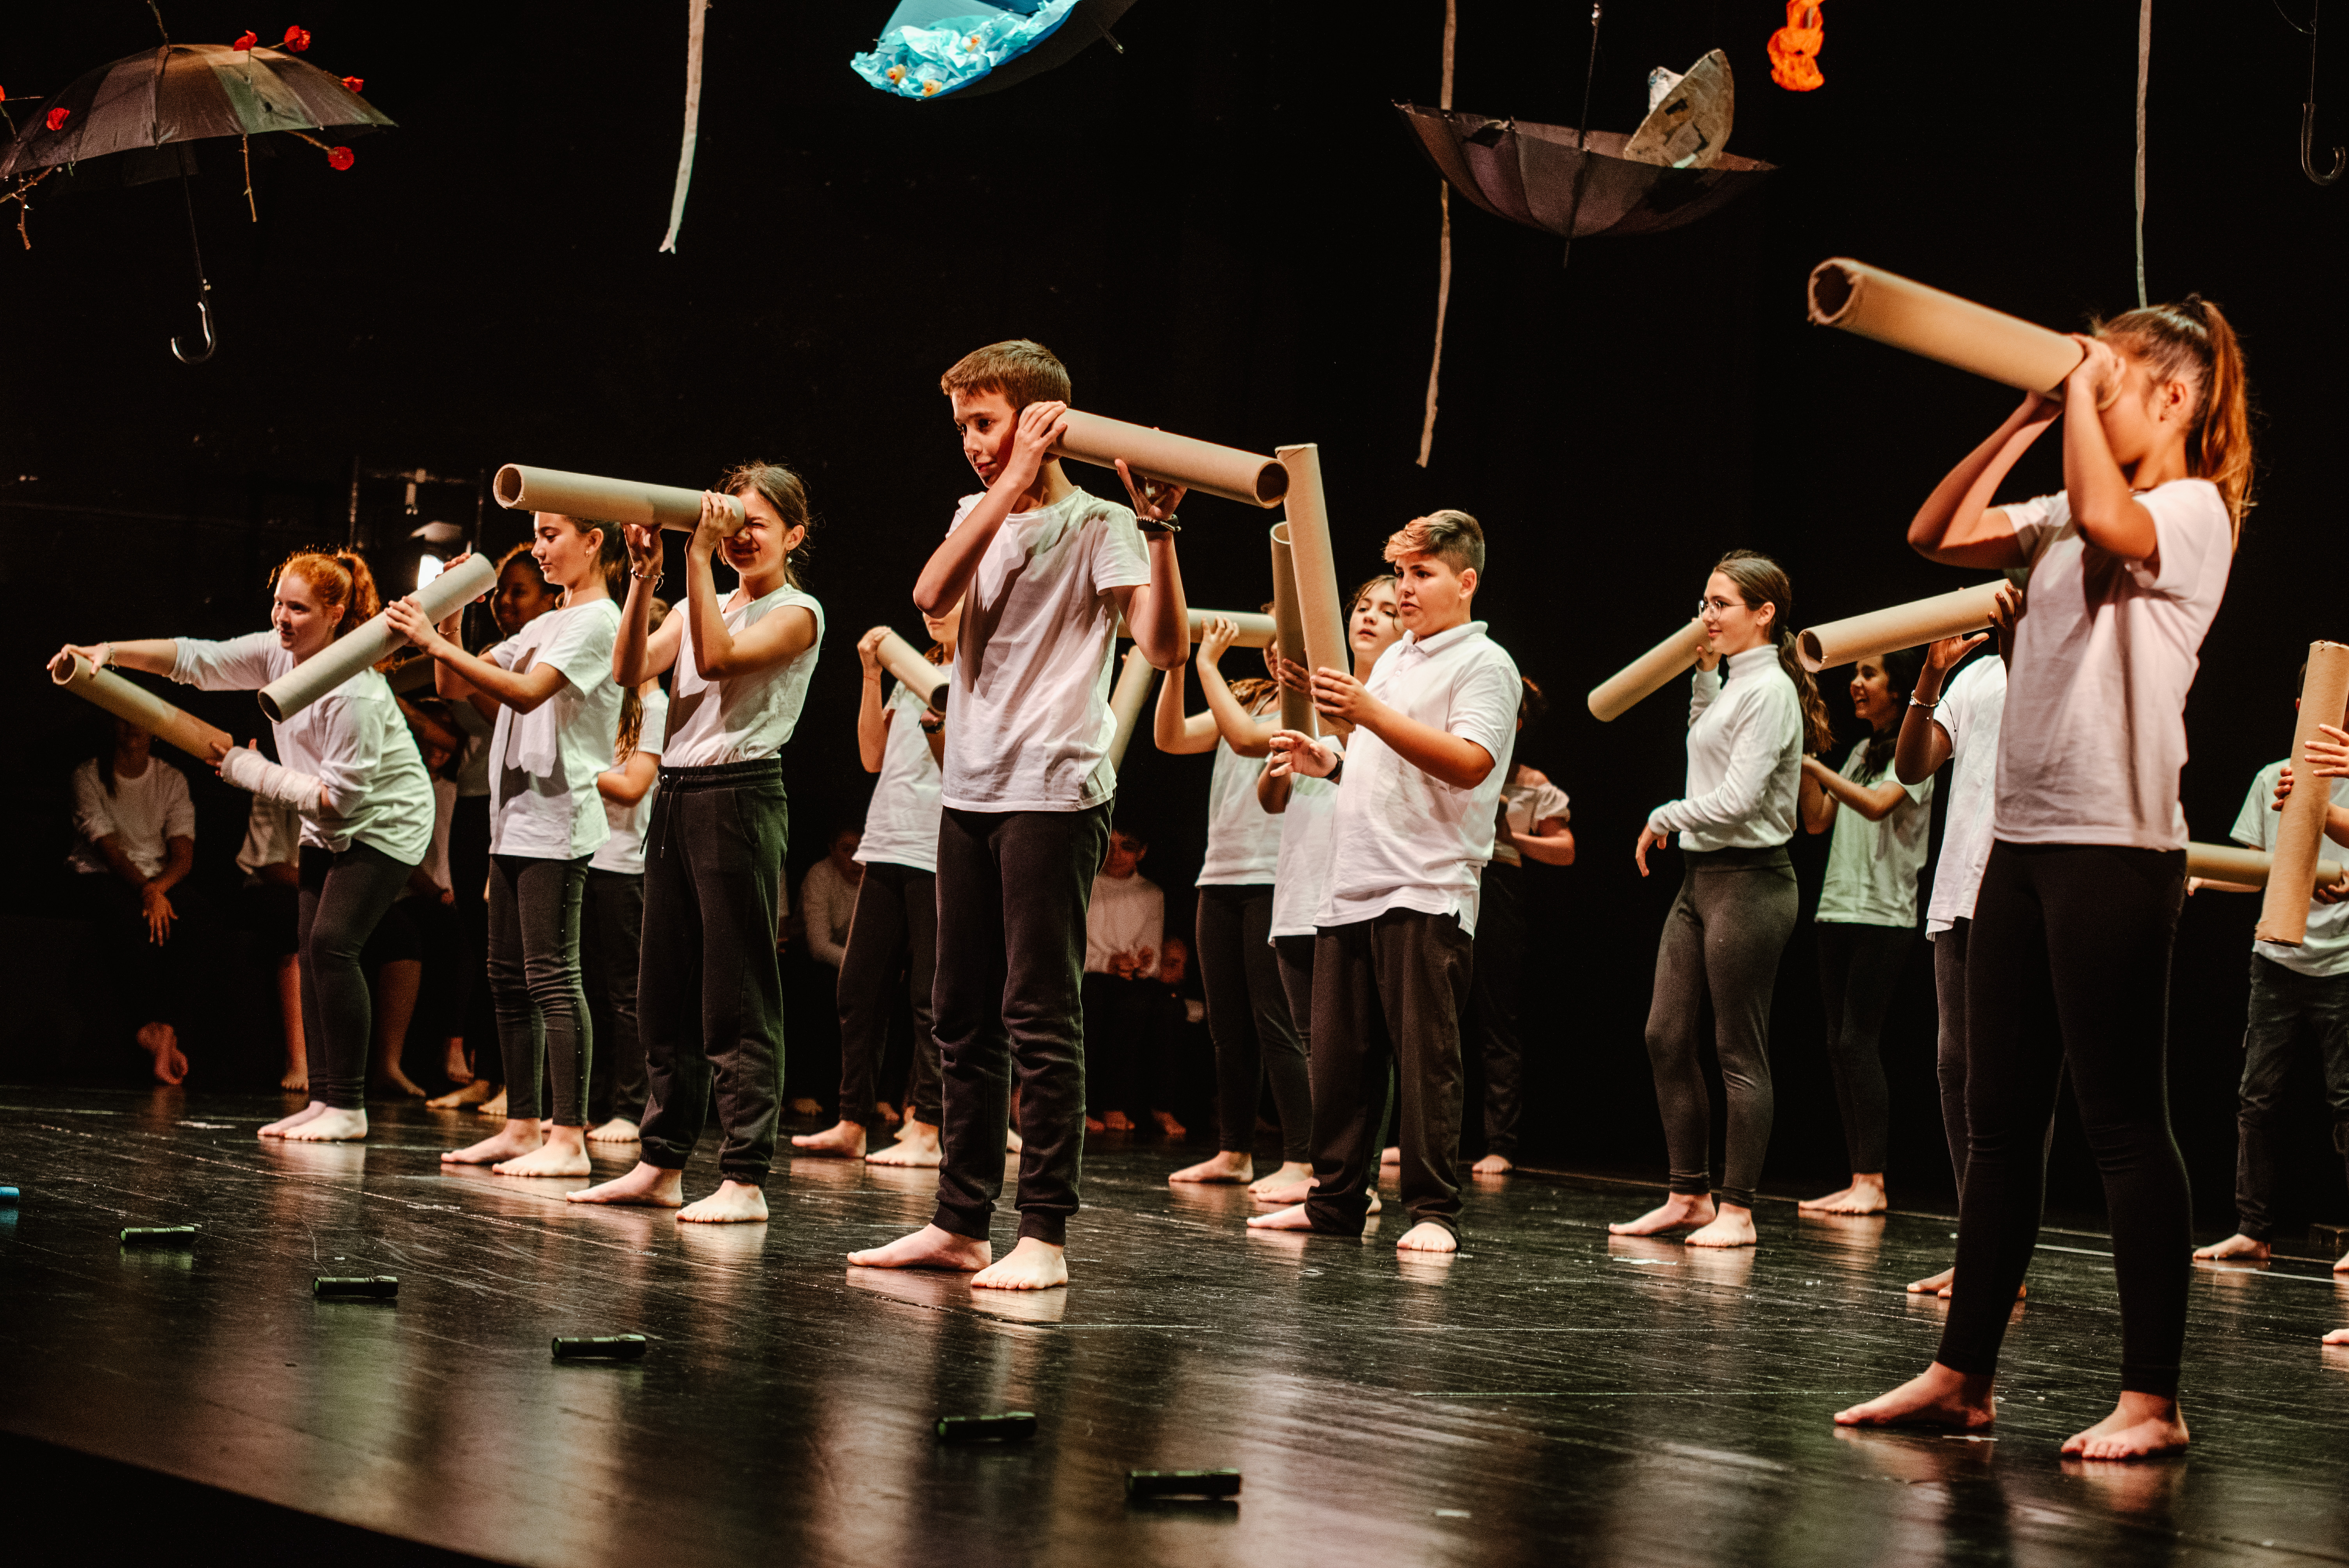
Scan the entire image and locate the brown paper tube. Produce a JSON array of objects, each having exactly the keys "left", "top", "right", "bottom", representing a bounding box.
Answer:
[
  {"left": 1589, "top": 619, "right": 1710, "bottom": 722},
  {"left": 492, "top": 465, "right": 747, "bottom": 536},
  {"left": 51, "top": 655, "right": 232, "bottom": 763},
  {"left": 872, "top": 629, "right": 947, "bottom": 710},
  {"left": 1120, "top": 609, "right": 1278, "bottom": 649},
  {"left": 1274, "top": 445, "right": 1352, "bottom": 736},
  {"left": 2187, "top": 841, "right": 2345, "bottom": 892},
  {"left": 1105, "top": 646, "right": 1155, "bottom": 772},
  {"left": 1268, "top": 522, "right": 1317, "bottom": 735},
  {"left": 385, "top": 657, "right": 437, "bottom": 696},
  {"left": 1807, "top": 258, "right": 2086, "bottom": 394},
  {"left": 2256, "top": 641, "right": 2349, "bottom": 945},
  {"left": 258, "top": 552, "right": 501, "bottom": 724},
  {"left": 1050, "top": 411, "right": 1287, "bottom": 510},
  {"left": 1797, "top": 582, "right": 2007, "bottom": 673}
]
